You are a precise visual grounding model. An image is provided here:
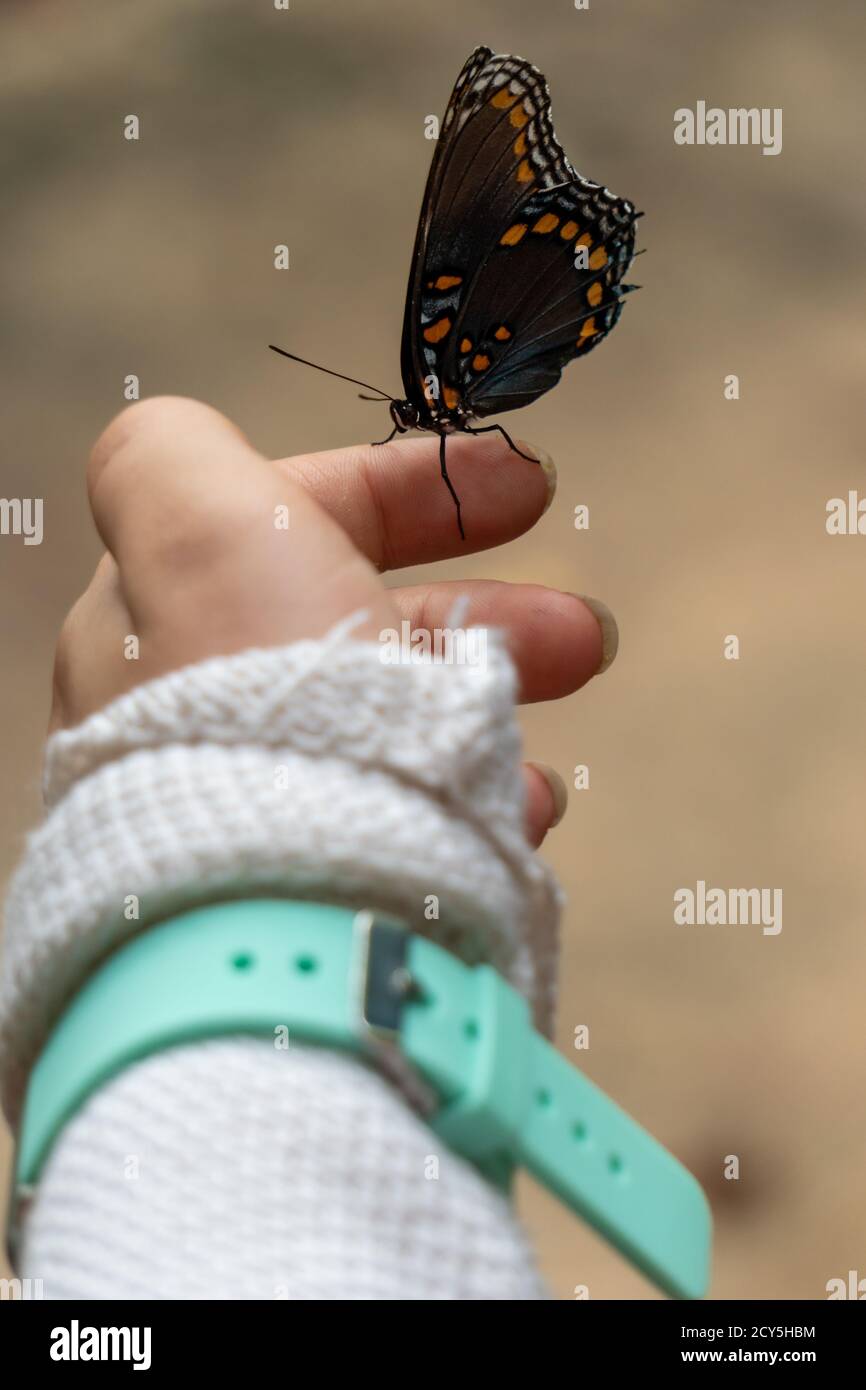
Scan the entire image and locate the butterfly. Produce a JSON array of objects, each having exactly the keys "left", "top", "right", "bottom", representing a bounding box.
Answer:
[{"left": 271, "top": 46, "right": 641, "bottom": 538}]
